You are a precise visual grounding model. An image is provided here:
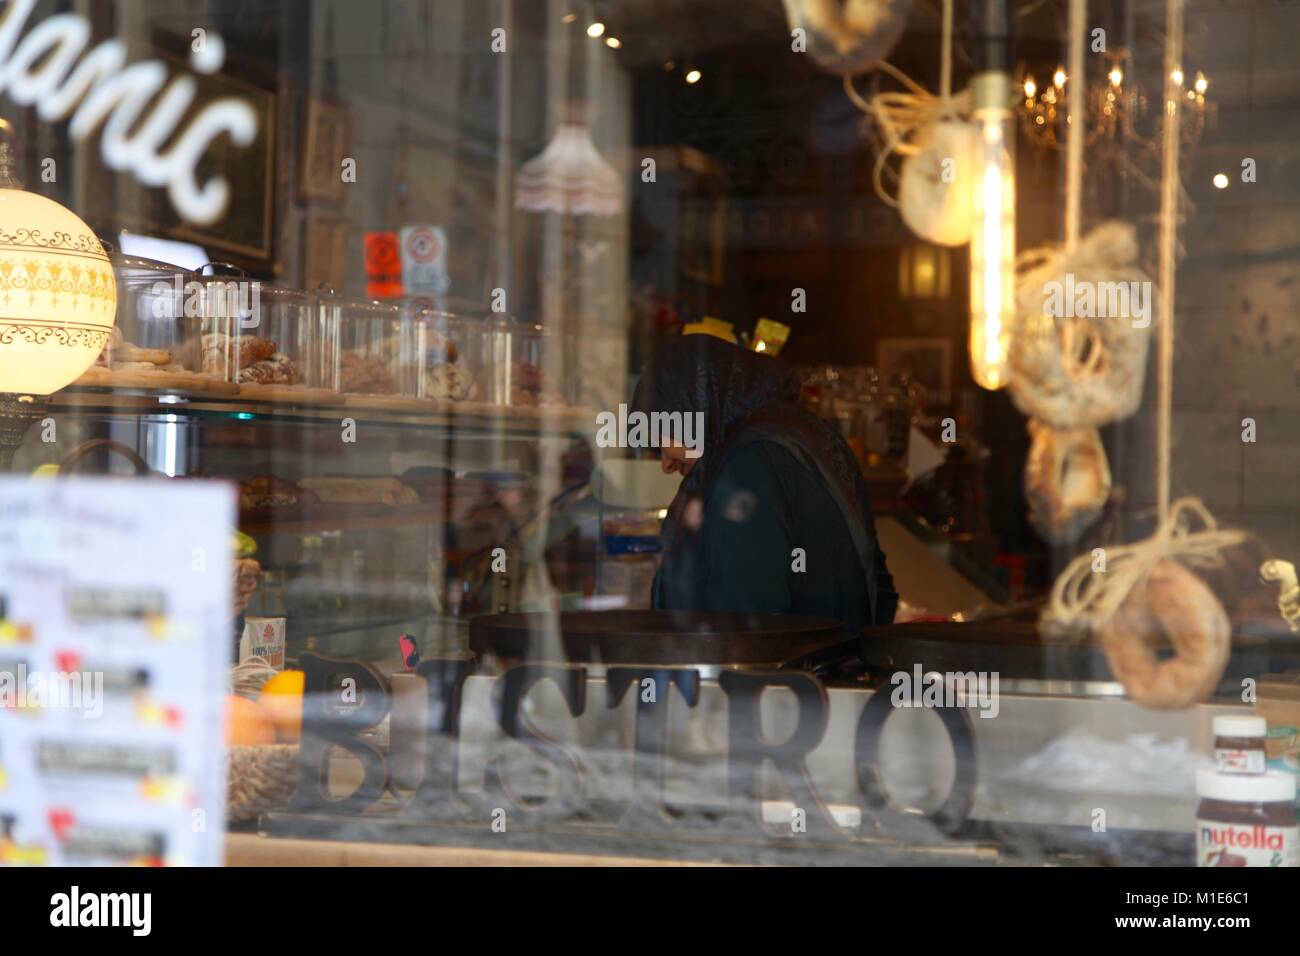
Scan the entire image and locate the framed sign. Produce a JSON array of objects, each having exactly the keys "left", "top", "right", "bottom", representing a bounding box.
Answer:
[
  {"left": 300, "top": 96, "right": 350, "bottom": 205},
  {"left": 303, "top": 218, "right": 349, "bottom": 292}
]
